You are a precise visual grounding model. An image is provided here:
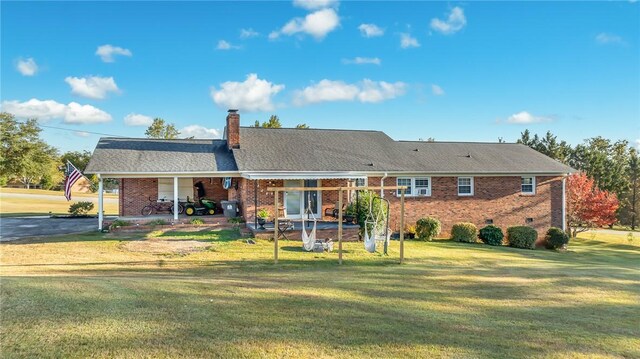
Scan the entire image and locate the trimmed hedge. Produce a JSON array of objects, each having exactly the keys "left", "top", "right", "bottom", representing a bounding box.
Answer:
[
  {"left": 544, "top": 227, "right": 569, "bottom": 250},
  {"left": 451, "top": 222, "right": 477, "bottom": 243},
  {"left": 415, "top": 217, "right": 441, "bottom": 241},
  {"left": 478, "top": 225, "right": 504, "bottom": 246},
  {"left": 507, "top": 226, "right": 538, "bottom": 249}
]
